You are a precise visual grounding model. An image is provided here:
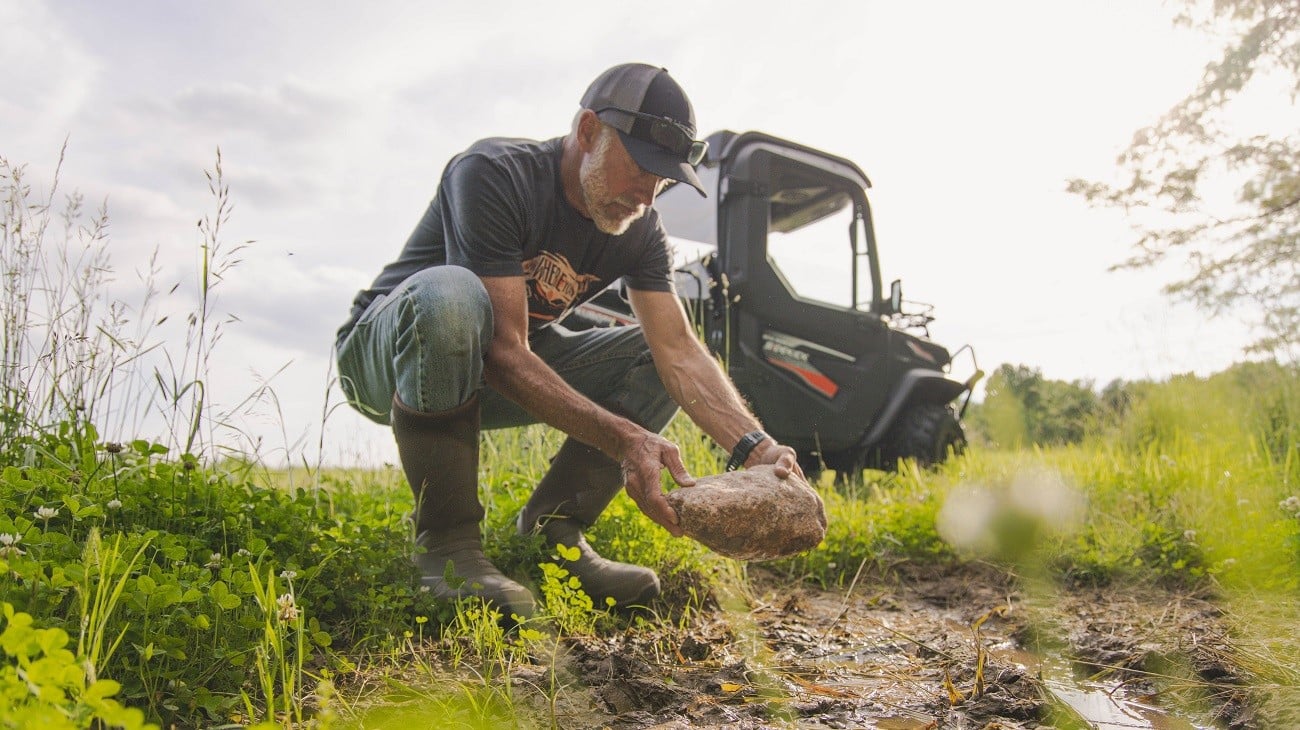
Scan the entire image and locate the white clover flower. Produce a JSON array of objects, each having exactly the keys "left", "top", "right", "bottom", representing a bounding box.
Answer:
[
  {"left": 236, "top": 548, "right": 252, "bottom": 557},
  {"left": 279, "top": 569, "right": 297, "bottom": 581},
  {"left": 1183, "top": 529, "right": 1197, "bottom": 542},
  {"left": 0, "top": 533, "right": 24, "bottom": 559},
  {"left": 34, "top": 506, "right": 59, "bottom": 521},
  {"left": 1159, "top": 454, "right": 1176, "bottom": 466},
  {"left": 205, "top": 553, "right": 223, "bottom": 569},
  {"left": 1220, "top": 558, "right": 1237, "bottom": 568},
  {"left": 107, "top": 499, "right": 123, "bottom": 510},
  {"left": 276, "top": 593, "right": 300, "bottom": 622},
  {"left": 1280, "top": 496, "right": 1300, "bottom": 515}
]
